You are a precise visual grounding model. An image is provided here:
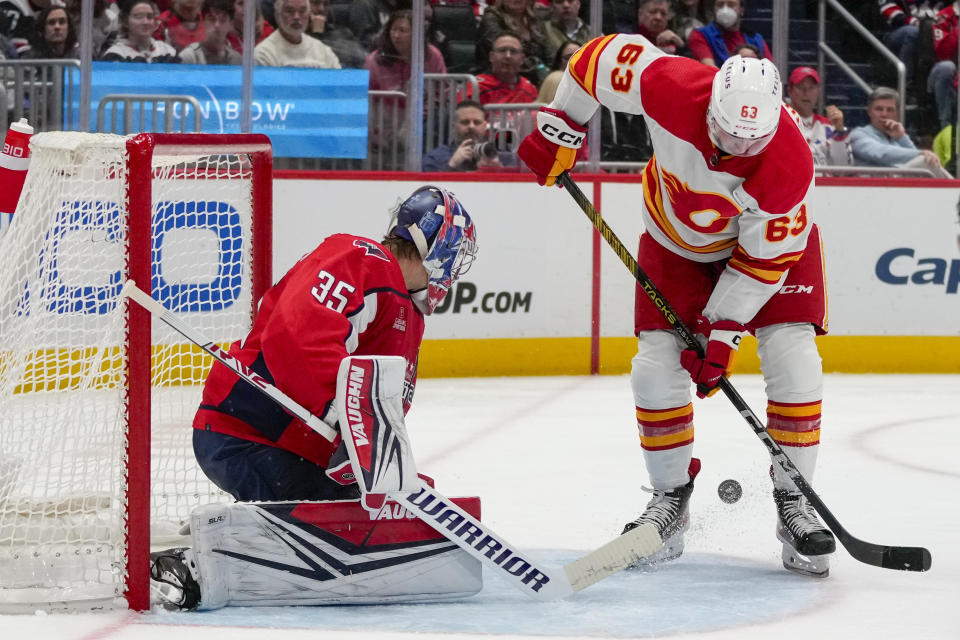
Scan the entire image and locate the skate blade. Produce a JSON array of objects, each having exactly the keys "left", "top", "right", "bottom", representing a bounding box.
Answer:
[
  {"left": 150, "top": 579, "right": 187, "bottom": 610},
  {"left": 781, "top": 543, "right": 830, "bottom": 578}
]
